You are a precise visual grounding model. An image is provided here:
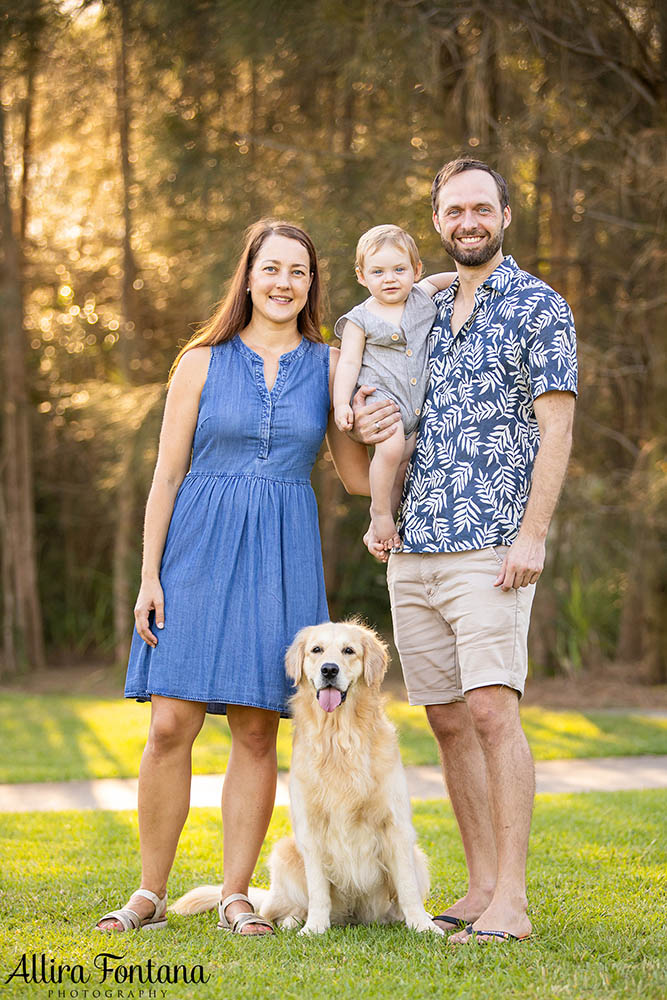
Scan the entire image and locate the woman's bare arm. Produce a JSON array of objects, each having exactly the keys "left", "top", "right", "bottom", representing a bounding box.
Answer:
[
  {"left": 134, "top": 347, "right": 210, "bottom": 645},
  {"left": 326, "top": 347, "right": 370, "bottom": 495}
]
